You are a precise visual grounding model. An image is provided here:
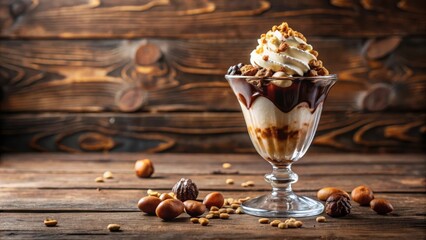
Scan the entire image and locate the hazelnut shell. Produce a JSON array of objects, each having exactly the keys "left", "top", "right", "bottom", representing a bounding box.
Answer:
[
  {"left": 135, "top": 159, "right": 154, "bottom": 178},
  {"left": 370, "top": 198, "right": 393, "bottom": 214},
  {"left": 183, "top": 200, "right": 206, "bottom": 217},
  {"left": 203, "top": 192, "right": 224, "bottom": 209},
  {"left": 137, "top": 196, "right": 161, "bottom": 215},
  {"left": 156, "top": 199, "right": 184, "bottom": 221},
  {"left": 351, "top": 185, "right": 374, "bottom": 206}
]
